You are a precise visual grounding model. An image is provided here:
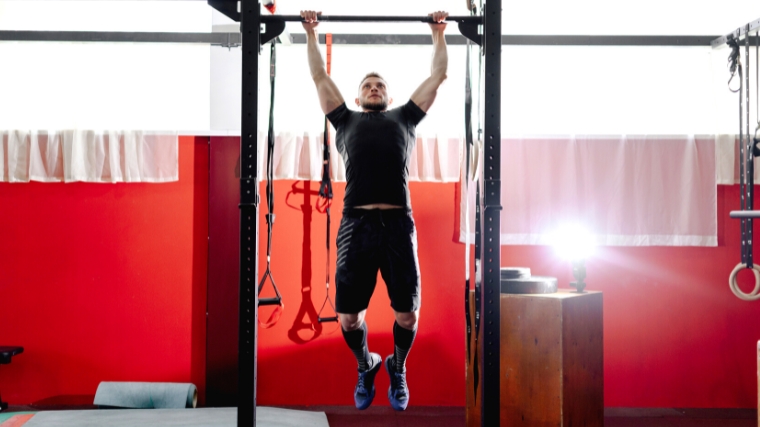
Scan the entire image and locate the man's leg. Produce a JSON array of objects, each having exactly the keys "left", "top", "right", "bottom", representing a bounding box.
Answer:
[
  {"left": 339, "top": 311, "right": 381, "bottom": 410},
  {"left": 385, "top": 310, "right": 418, "bottom": 411},
  {"left": 391, "top": 310, "right": 419, "bottom": 373},
  {"left": 339, "top": 311, "right": 371, "bottom": 370},
  {"left": 334, "top": 210, "right": 383, "bottom": 409},
  {"left": 378, "top": 210, "right": 421, "bottom": 411}
]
